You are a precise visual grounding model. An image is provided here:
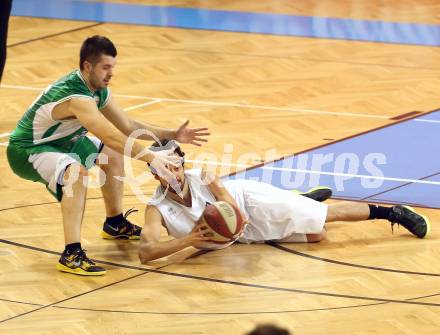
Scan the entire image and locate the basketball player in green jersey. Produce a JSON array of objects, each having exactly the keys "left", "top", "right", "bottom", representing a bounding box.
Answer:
[{"left": 7, "top": 36, "right": 209, "bottom": 276}]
